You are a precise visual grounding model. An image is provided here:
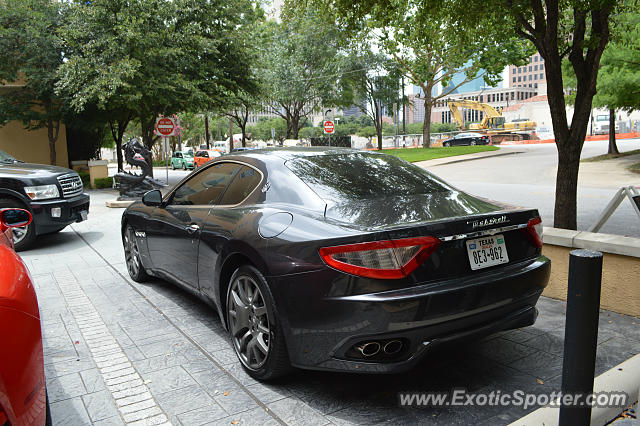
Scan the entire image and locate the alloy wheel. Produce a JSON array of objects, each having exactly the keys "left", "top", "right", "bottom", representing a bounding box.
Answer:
[
  {"left": 228, "top": 275, "right": 270, "bottom": 370},
  {"left": 124, "top": 227, "right": 140, "bottom": 278}
]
